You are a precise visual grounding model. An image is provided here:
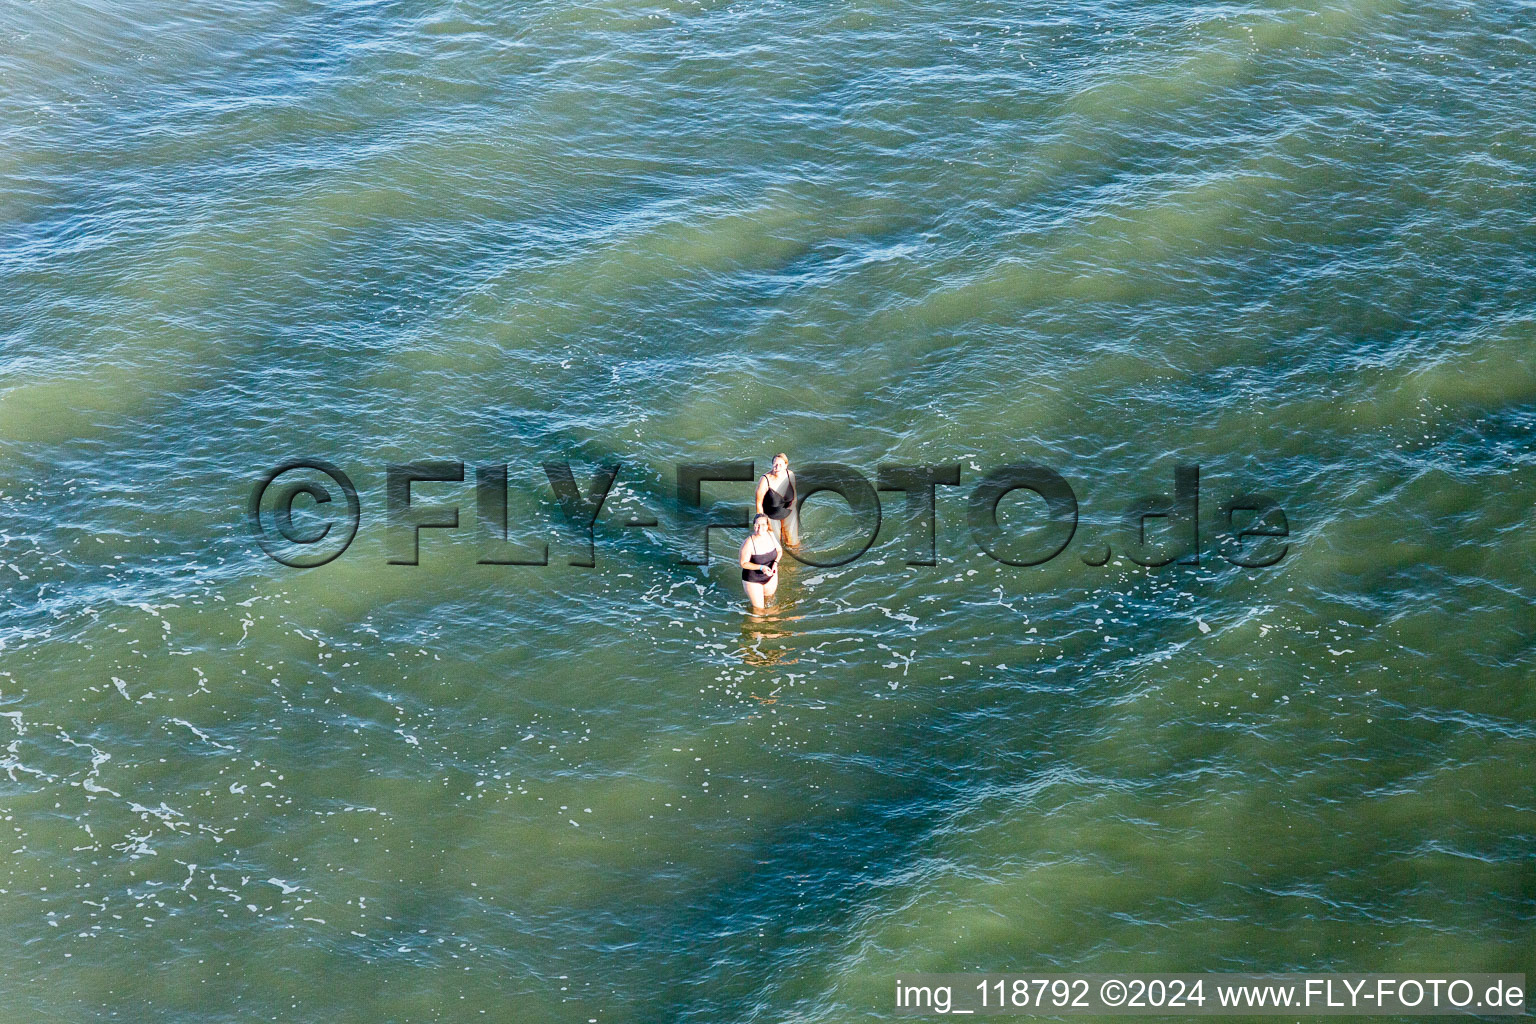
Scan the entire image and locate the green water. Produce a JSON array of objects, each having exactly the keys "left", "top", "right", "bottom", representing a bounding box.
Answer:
[{"left": 1, "top": 0, "right": 1533, "bottom": 1020}]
